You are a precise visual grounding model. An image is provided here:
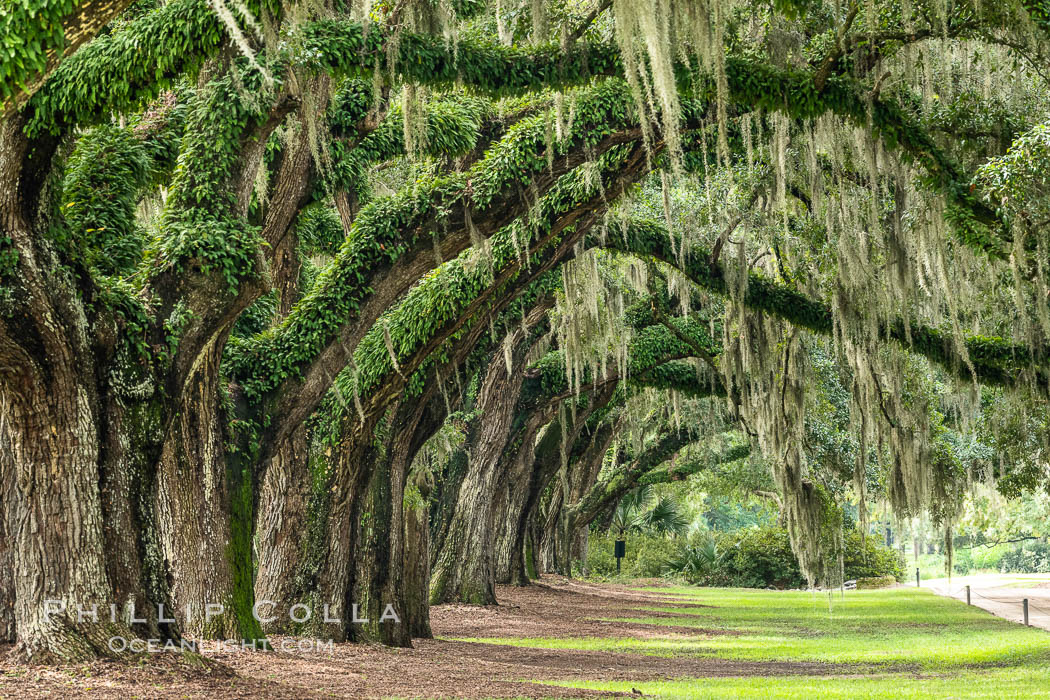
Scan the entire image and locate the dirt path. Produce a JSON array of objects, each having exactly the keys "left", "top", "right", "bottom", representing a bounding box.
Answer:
[
  {"left": 0, "top": 577, "right": 852, "bottom": 699},
  {"left": 923, "top": 574, "right": 1050, "bottom": 632}
]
